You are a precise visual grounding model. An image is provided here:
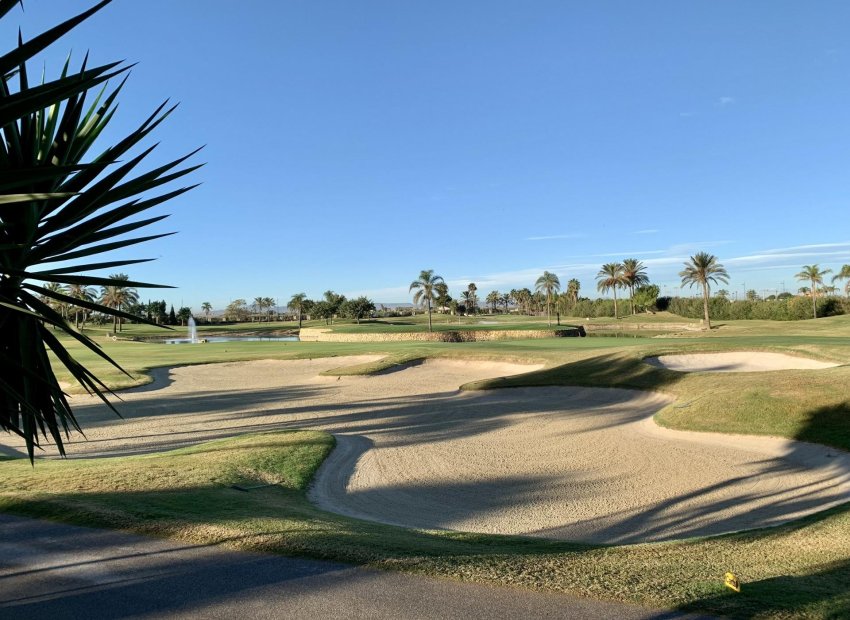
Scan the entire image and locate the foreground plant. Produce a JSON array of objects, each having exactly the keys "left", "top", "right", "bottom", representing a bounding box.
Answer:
[{"left": 0, "top": 0, "right": 201, "bottom": 460}]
